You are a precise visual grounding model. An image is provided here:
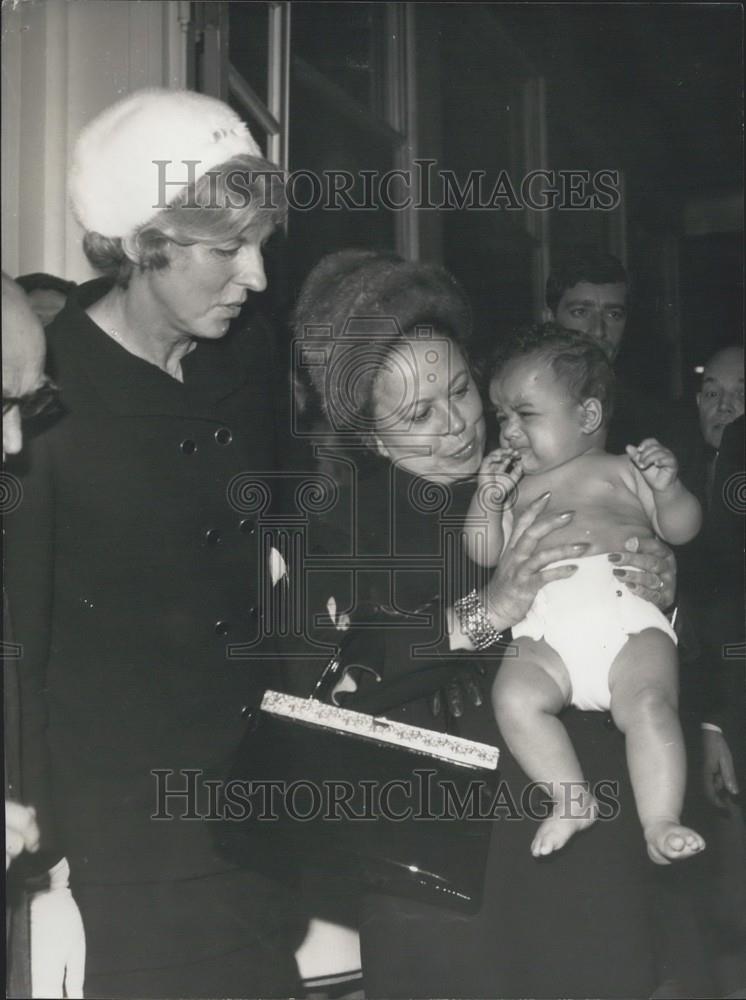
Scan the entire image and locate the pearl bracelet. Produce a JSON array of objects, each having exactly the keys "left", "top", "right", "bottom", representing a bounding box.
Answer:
[{"left": 454, "top": 589, "right": 507, "bottom": 650}]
